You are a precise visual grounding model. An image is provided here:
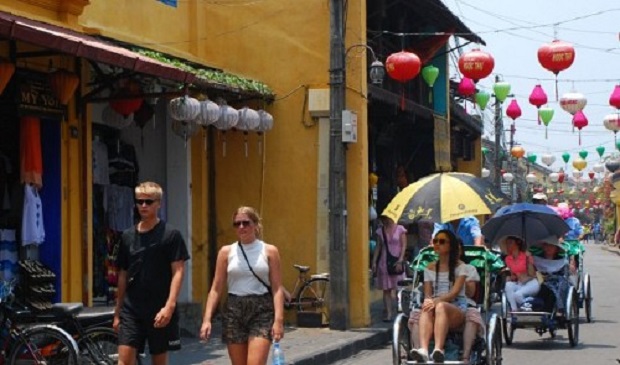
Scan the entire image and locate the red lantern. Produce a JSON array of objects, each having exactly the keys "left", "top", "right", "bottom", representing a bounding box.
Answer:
[
  {"left": 458, "top": 48, "right": 494, "bottom": 82},
  {"left": 109, "top": 80, "right": 143, "bottom": 118},
  {"left": 572, "top": 111, "right": 588, "bottom": 145},
  {"left": 385, "top": 51, "right": 421, "bottom": 109},
  {"left": 457, "top": 77, "right": 476, "bottom": 97},
  {"left": 537, "top": 40, "right": 575, "bottom": 99},
  {"left": 588, "top": 171, "right": 595, "bottom": 180},
  {"left": 609, "top": 84, "right": 620, "bottom": 109},
  {"left": 558, "top": 172, "right": 565, "bottom": 184}
]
